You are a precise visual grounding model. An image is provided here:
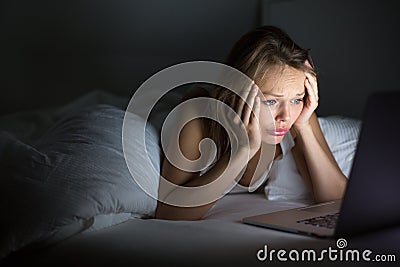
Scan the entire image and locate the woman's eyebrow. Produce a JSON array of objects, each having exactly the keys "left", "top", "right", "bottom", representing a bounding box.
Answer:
[
  {"left": 262, "top": 92, "right": 284, "bottom": 97},
  {"left": 262, "top": 91, "right": 305, "bottom": 97},
  {"left": 297, "top": 91, "right": 306, "bottom": 96}
]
